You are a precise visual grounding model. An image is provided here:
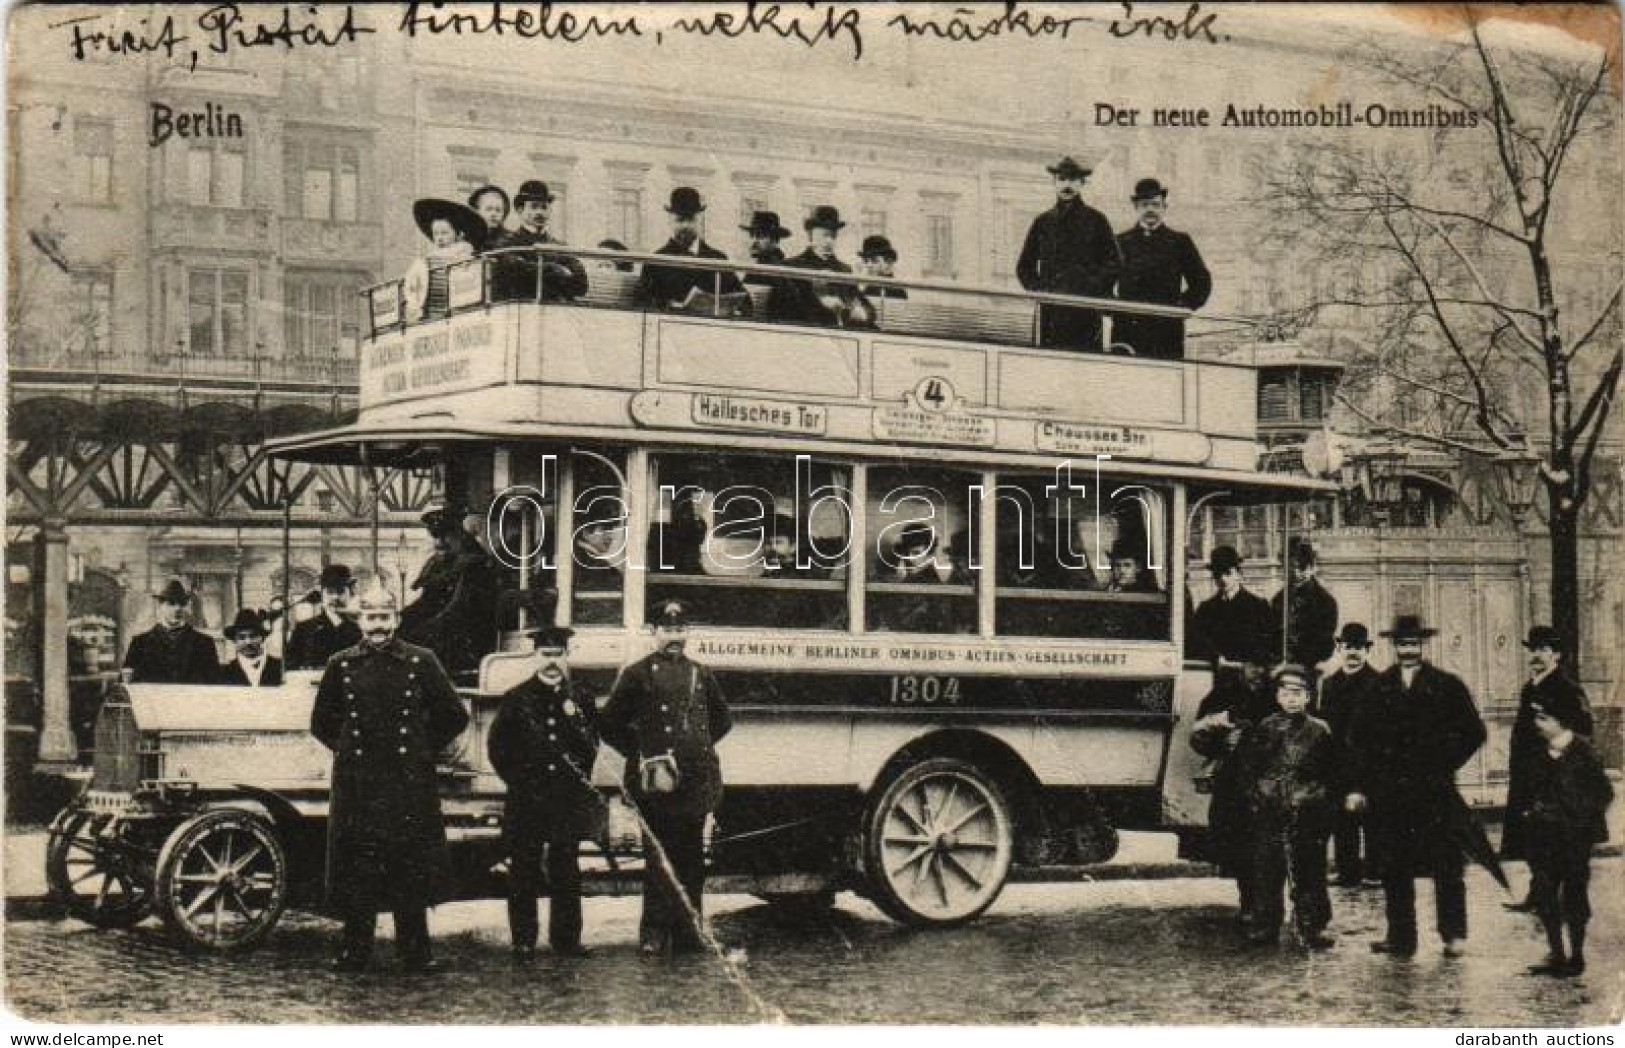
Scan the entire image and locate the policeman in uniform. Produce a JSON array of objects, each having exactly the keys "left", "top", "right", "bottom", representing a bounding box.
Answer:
[
  {"left": 601, "top": 601, "right": 732, "bottom": 954},
  {"left": 487, "top": 625, "right": 600, "bottom": 963},
  {"left": 285, "top": 564, "right": 361, "bottom": 671},
  {"left": 311, "top": 582, "right": 469, "bottom": 973},
  {"left": 122, "top": 579, "right": 220, "bottom": 684}
]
